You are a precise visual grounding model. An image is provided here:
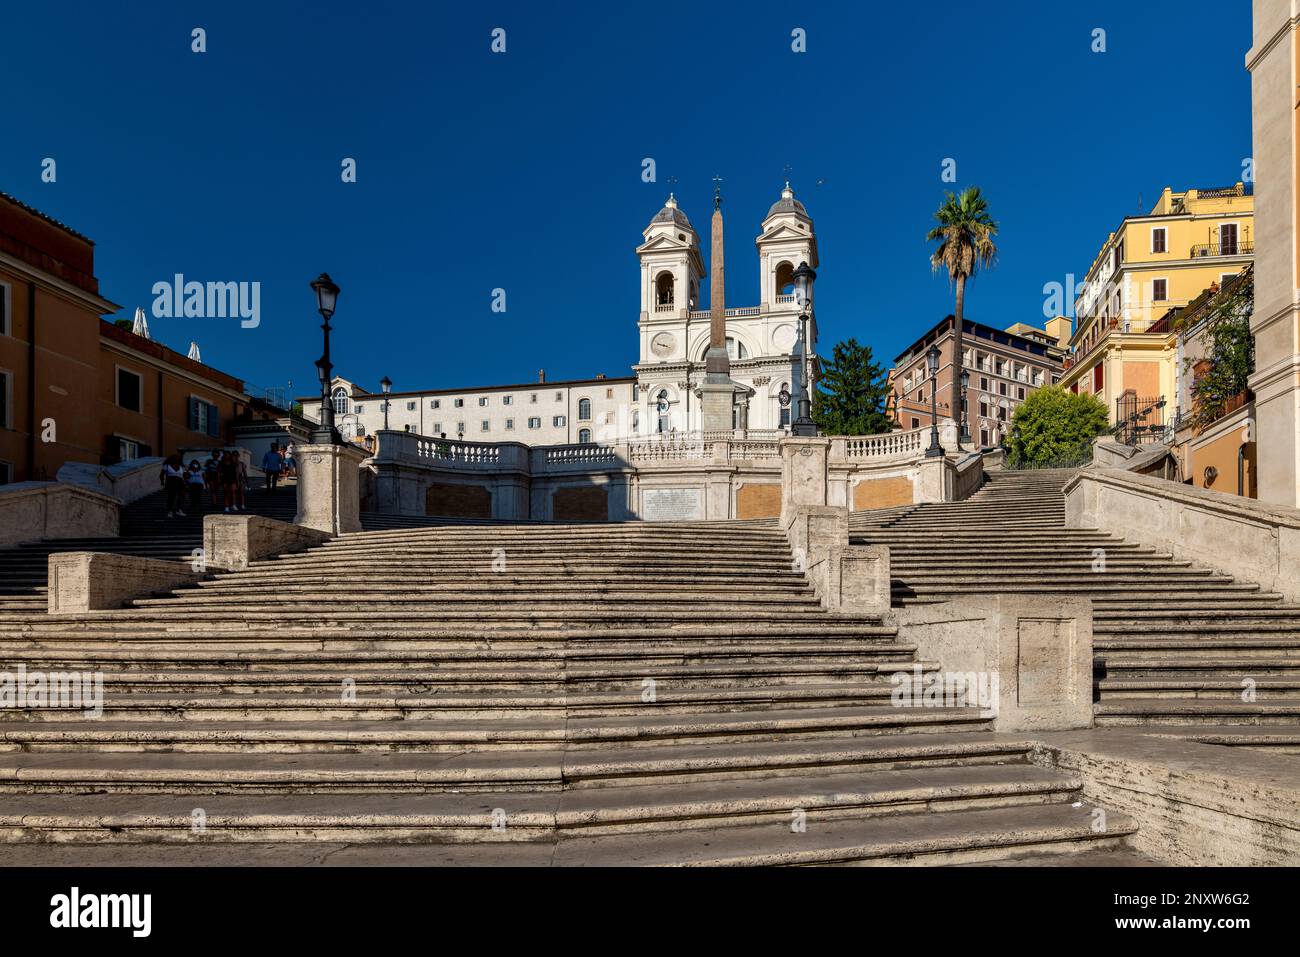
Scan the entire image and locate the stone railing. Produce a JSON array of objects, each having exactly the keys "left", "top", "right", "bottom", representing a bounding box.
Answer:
[
  {"left": 532, "top": 442, "right": 623, "bottom": 472},
  {"left": 56, "top": 456, "right": 165, "bottom": 505},
  {"left": 372, "top": 430, "right": 529, "bottom": 472},
  {"left": 1065, "top": 467, "right": 1300, "bottom": 602},
  {"left": 0, "top": 482, "right": 121, "bottom": 547},
  {"left": 836, "top": 427, "right": 926, "bottom": 461},
  {"left": 627, "top": 438, "right": 707, "bottom": 464}
]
